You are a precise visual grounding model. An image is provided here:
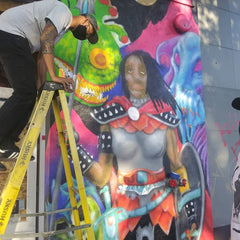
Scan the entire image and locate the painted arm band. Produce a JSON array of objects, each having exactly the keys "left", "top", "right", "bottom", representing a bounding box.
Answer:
[
  {"left": 98, "top": 131, "right": 113, "bottom": 154},
  {"left": 68, "top": 145, "right": 94, "bottom": 174},
  {"left": 185, "top": 200, "right": 197, "bottom": 227}
]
